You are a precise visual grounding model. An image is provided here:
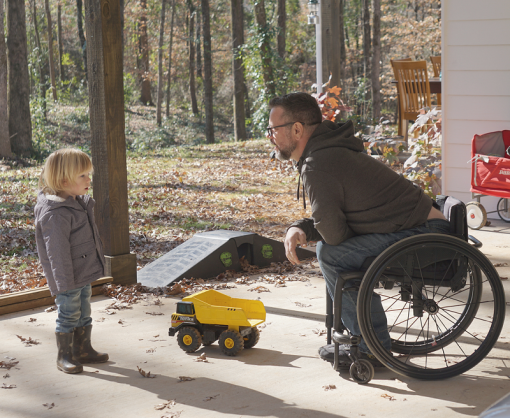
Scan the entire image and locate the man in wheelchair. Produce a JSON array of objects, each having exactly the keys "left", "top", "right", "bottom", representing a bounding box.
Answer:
[{"left": 267, "top": 92, "right": 452, "bottom": 368}]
